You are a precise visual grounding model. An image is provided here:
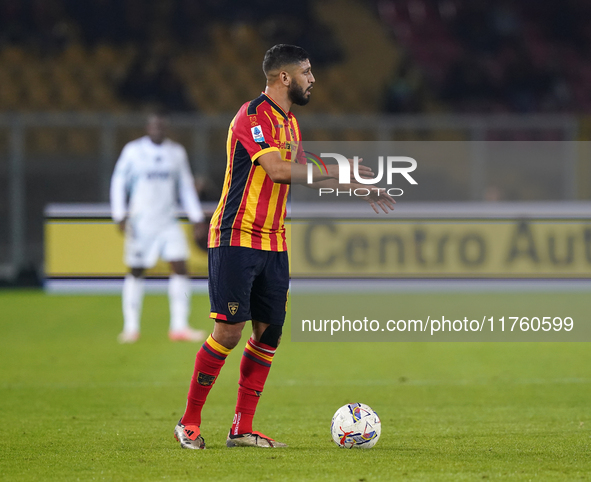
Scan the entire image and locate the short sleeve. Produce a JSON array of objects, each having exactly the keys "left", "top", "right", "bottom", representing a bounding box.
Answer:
[{"left": 233, "top": 105, "right": 280, "bottom": 163}]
